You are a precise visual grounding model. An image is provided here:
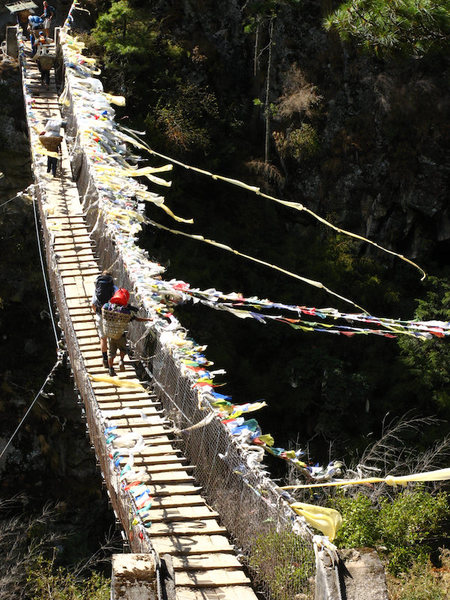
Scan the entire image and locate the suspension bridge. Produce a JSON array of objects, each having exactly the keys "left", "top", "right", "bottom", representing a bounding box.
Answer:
[{"left": 1, "top": 11, "right": 394, "bottom": 599}]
